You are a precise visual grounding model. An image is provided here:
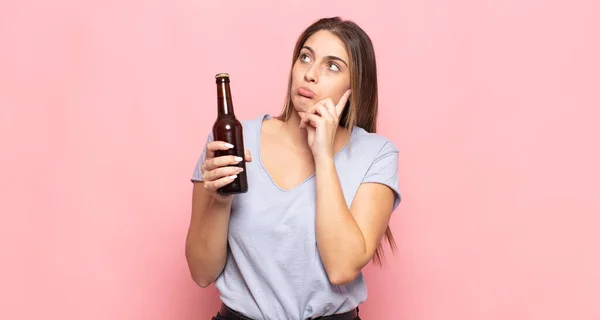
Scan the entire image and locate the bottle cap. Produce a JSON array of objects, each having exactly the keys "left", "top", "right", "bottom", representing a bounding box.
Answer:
[{"left": 215, "top": 73, "right": 230, "bottom": 79}]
